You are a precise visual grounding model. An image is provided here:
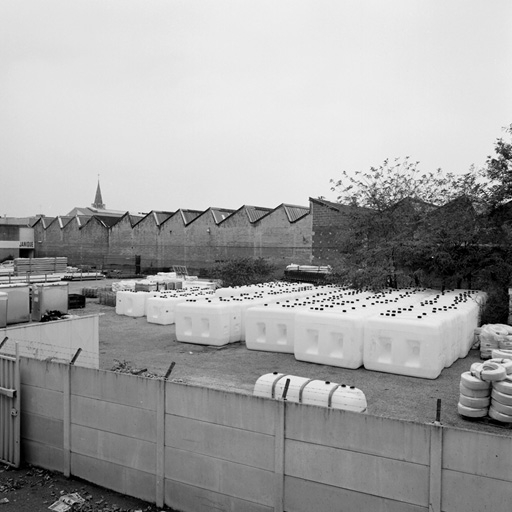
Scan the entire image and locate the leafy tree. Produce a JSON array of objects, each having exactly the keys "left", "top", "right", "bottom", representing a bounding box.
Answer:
[
  {"left": 483, "top": 124, "right": 512, "bottom": 207},
  {"left": 326, "top": 126, "right": 512, "bottom": 320},
  {"left": 328, "top": 157, "right": 490, "bottom": 290}
]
